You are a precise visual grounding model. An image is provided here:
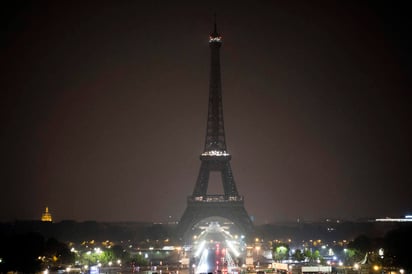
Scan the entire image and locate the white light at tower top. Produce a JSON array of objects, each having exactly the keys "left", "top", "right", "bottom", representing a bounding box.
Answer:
[{"left": 209, "top": 36, "right": 222, "bottom": 42}]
